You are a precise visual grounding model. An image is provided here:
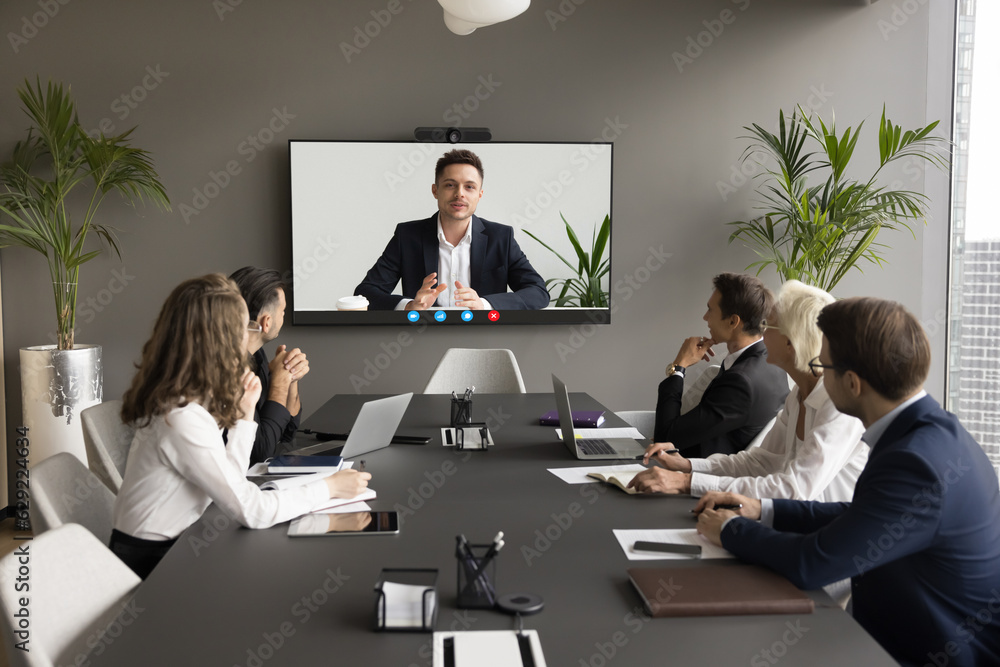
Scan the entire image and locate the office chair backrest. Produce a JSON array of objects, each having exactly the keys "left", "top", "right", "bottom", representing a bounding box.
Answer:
[
  {"left": 29, "top": 452, "right": 115, "bottom": 545},
  {"left": 423, "top": 348, "right": 527, "bottom": 394},
  {"left": 0, "top": 524, "right": 141, "bottom": 667},
  {"left": 81, "top": 399, "right": 134, "bottom": 494}
]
